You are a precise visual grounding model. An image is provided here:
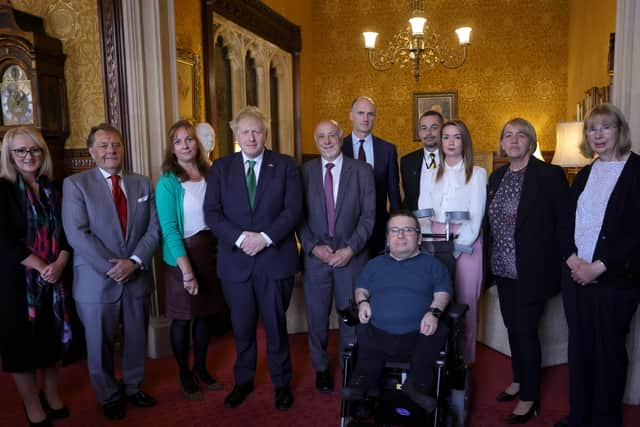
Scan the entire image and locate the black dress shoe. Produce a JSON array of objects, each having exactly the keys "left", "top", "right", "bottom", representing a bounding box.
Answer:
[
  {"left": 554, "top": 415, "right": 570, "bottom": 427},
  {"left": 403, "top": 381, "right": 436, "bottom": 413},
  {"left": 275, "top": 384, "right": 294, "bottom": 410},
  {"left": 126, "top": 390, "right": 157, "bottom": 408},
  {"left": 103, "top": 399, "right": 125, "bottom": 420},
  {"left": 224, "top": 382, "right": 254, "bottom": 408},
  {"left": 315, "top": 370, "right": 334, "bottom": 392},
  {"left": 39, "top": 390, "right": 70, "bottom": 419},
  {"left": 505, "top": 401, "right": 539, "bottom": 424},
  {"left": 496, "top": 390, "right": 520, "bottom": 402}
]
